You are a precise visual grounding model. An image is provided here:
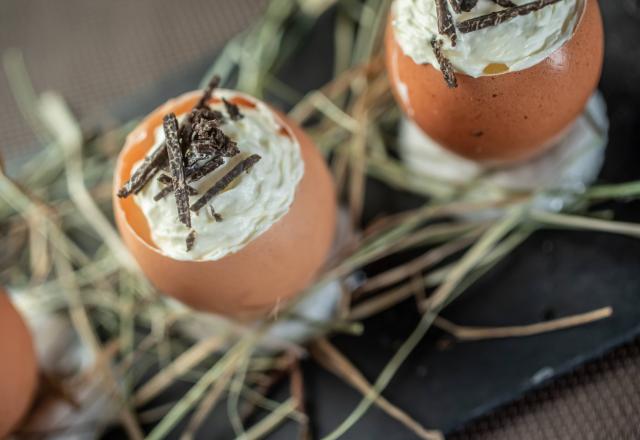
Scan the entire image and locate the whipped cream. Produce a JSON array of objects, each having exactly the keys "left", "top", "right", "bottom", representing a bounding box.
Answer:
[
  {"left": 134, "top": 90, "right": 304, "bottom": 261},
  {"left": 393, "top": 0, "right": 584, "bottom": 77}
]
